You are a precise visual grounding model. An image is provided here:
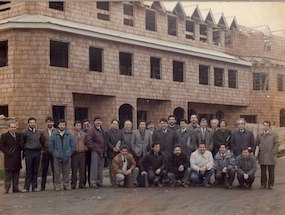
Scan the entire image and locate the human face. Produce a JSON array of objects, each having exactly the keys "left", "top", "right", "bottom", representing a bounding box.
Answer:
[
  {"left": 219, "top": 145, "right": 227, "bottom": 154},
  {"left": 74, "top": 123, "right": 82, "bottom": 132},
  {"left": 124, "top": 121, "right": 132, "bottom": 131},
  {"left": 180, "top": 121, "right": 187, "bottom": 129},
  {"left": 200, "top": 120, "right": 207, "bottom": 128},
  {"left": 153, "top": 144, "right": 160, "bottom": 153},
  {"left": 263, "top": 122, "right": 270, "bottom": 132},
  {"left": 46, "top": 120, "right": 54, "bottom": 129},
  {"left": 28, "top": 120, "right": 36, "bottom": 129},
  {"left": 111, "top": 120, "right": 119, "bottom": 130},
  {"left": 237, "top": 120, "right": 245, "bottom": 130},
  {"left": 83, "top": 121, "right": 90, "bottom": 129},
  {"left": 159, "top": 121, "right": 168, "bottom": 130},
  {"left": 241, "top": 149, "right": 250, "bottom": 158},
  {"left": 94, "top": 119, "right": 102, "bottom": 128},
  {"left": 173, "top": 147, "right": 181, "bottom": 156},
  {"left": 58, "top": 122, "right": 66, "bottom": 131},
  {"left": 147, "top": 123, "right": 154, "bottom": 131},
  {"left": 220, "top": 121, "right": 226, "bottom": 129},
  {"left": 9, "top": 123, "right": 17, "bottom": 134},
  {"left": 139, "top": 122, "right": 146, "bottom": 130},
  {"left": 190, "top": 115, "right": 198, "bottom": 124},
  {"left": 211, "top": 120, "right": 218, "bottom": 129},
  {"left": 168, "top": 117, "right": 176, "bottom": 126},
  {"left": 198, "top": 144, "right": 206, "bottom": 154},
  {"left": 121, "top": 148, "right": 128, "bottom": 156}
]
